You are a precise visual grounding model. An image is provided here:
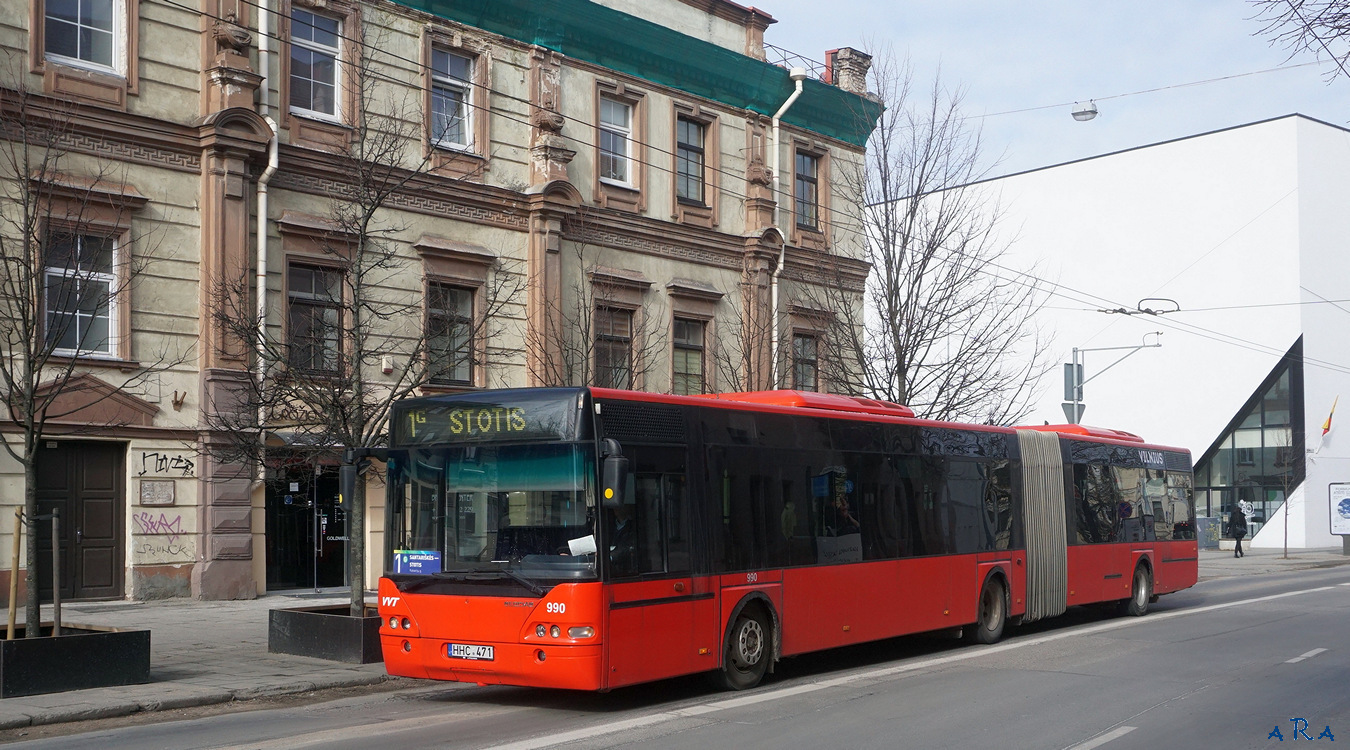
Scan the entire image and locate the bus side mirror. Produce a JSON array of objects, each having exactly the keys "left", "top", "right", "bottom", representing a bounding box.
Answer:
[{"left": 602, "top": 454, "right": 628, "bottom": 509}]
